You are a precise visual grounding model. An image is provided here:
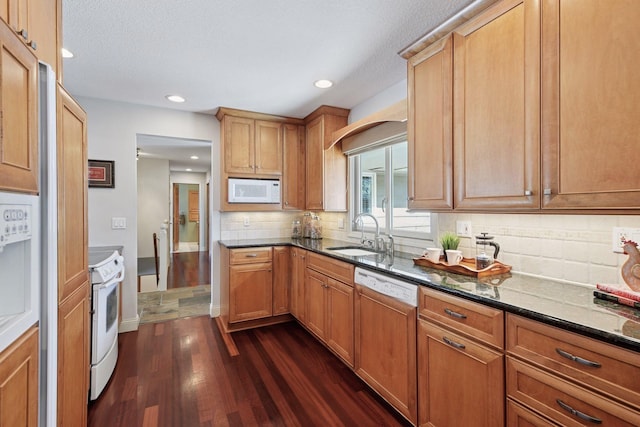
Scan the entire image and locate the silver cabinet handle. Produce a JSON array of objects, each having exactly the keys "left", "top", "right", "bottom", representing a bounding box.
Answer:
[
  {"left": 556, "top": 348, "right": 601, "bottom": 368},
  {"left": 556, "top": 399, "right": 602, "bottom": 424},
  {"left": 444, "top": 308, "right": 467, "bottom": 319},
  {"left": 443, "top": 336, "right": 466, "bottom": 350},
  {"left": 524, "top": 190, "right": 532, "bottom": 196},
  {"left": 543, "top": 188, "right": 552, "bottom": 195},
  {"left": 18, "top": 28, "right": 28, "bottom": 40},
  {"left": 245, "top": 253, "right": 258, "bottom": 258}
]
